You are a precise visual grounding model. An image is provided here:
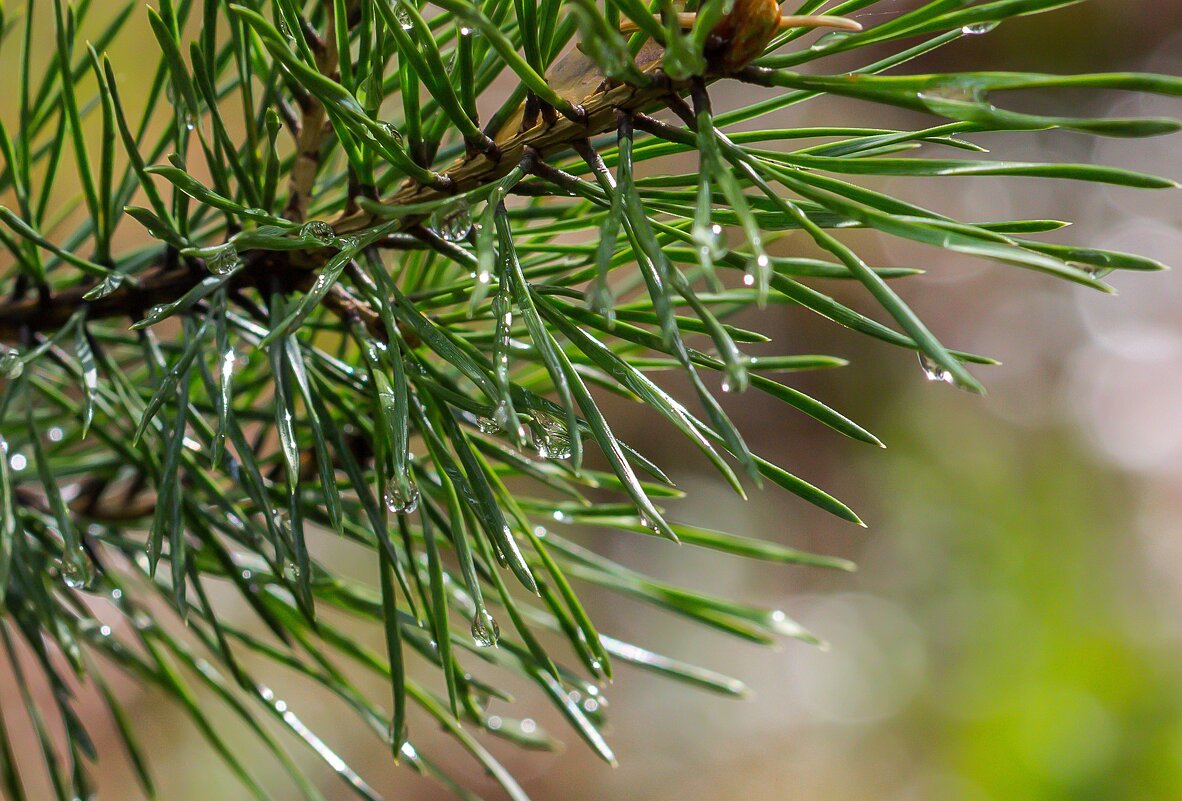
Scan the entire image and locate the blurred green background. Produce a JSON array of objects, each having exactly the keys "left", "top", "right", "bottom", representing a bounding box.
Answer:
[{"left": 4, "top": 2, "right": 1182, "bottom": 800}]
